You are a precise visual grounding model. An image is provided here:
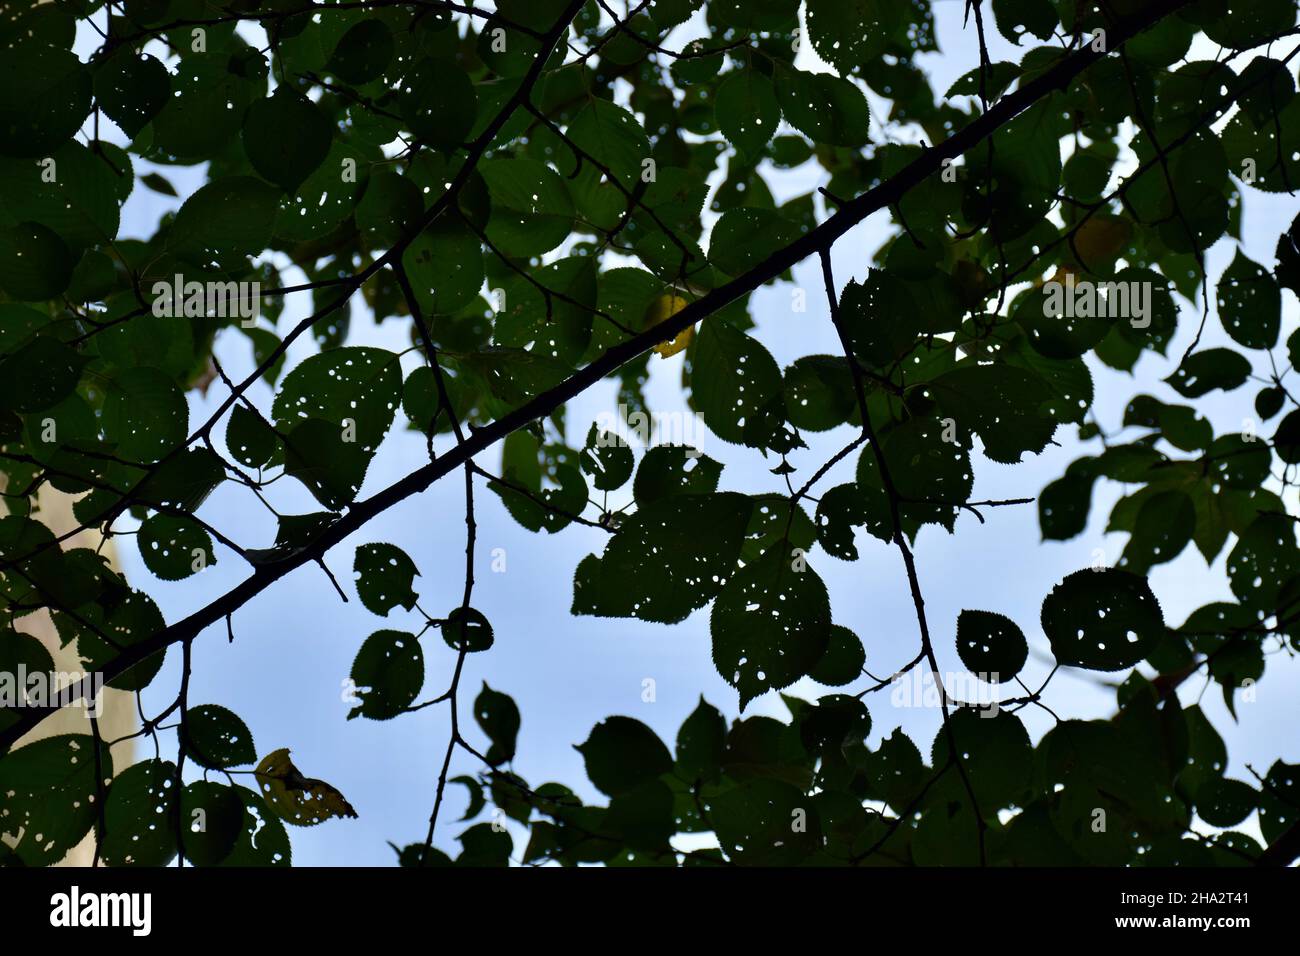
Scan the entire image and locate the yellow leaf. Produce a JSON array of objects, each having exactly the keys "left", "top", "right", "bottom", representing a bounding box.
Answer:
[
  {"left": 1073, "top": 215, "right": 1132, "bottom": 270},
  {"left": 645, "top": 293, "right": 694, "bottom": 358},
  {"left": 1038, "top": 264, "right": 1080, "bottom": 288},
  {"left": 254, "top": 748, "right": 358, "bottom": 827}
]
